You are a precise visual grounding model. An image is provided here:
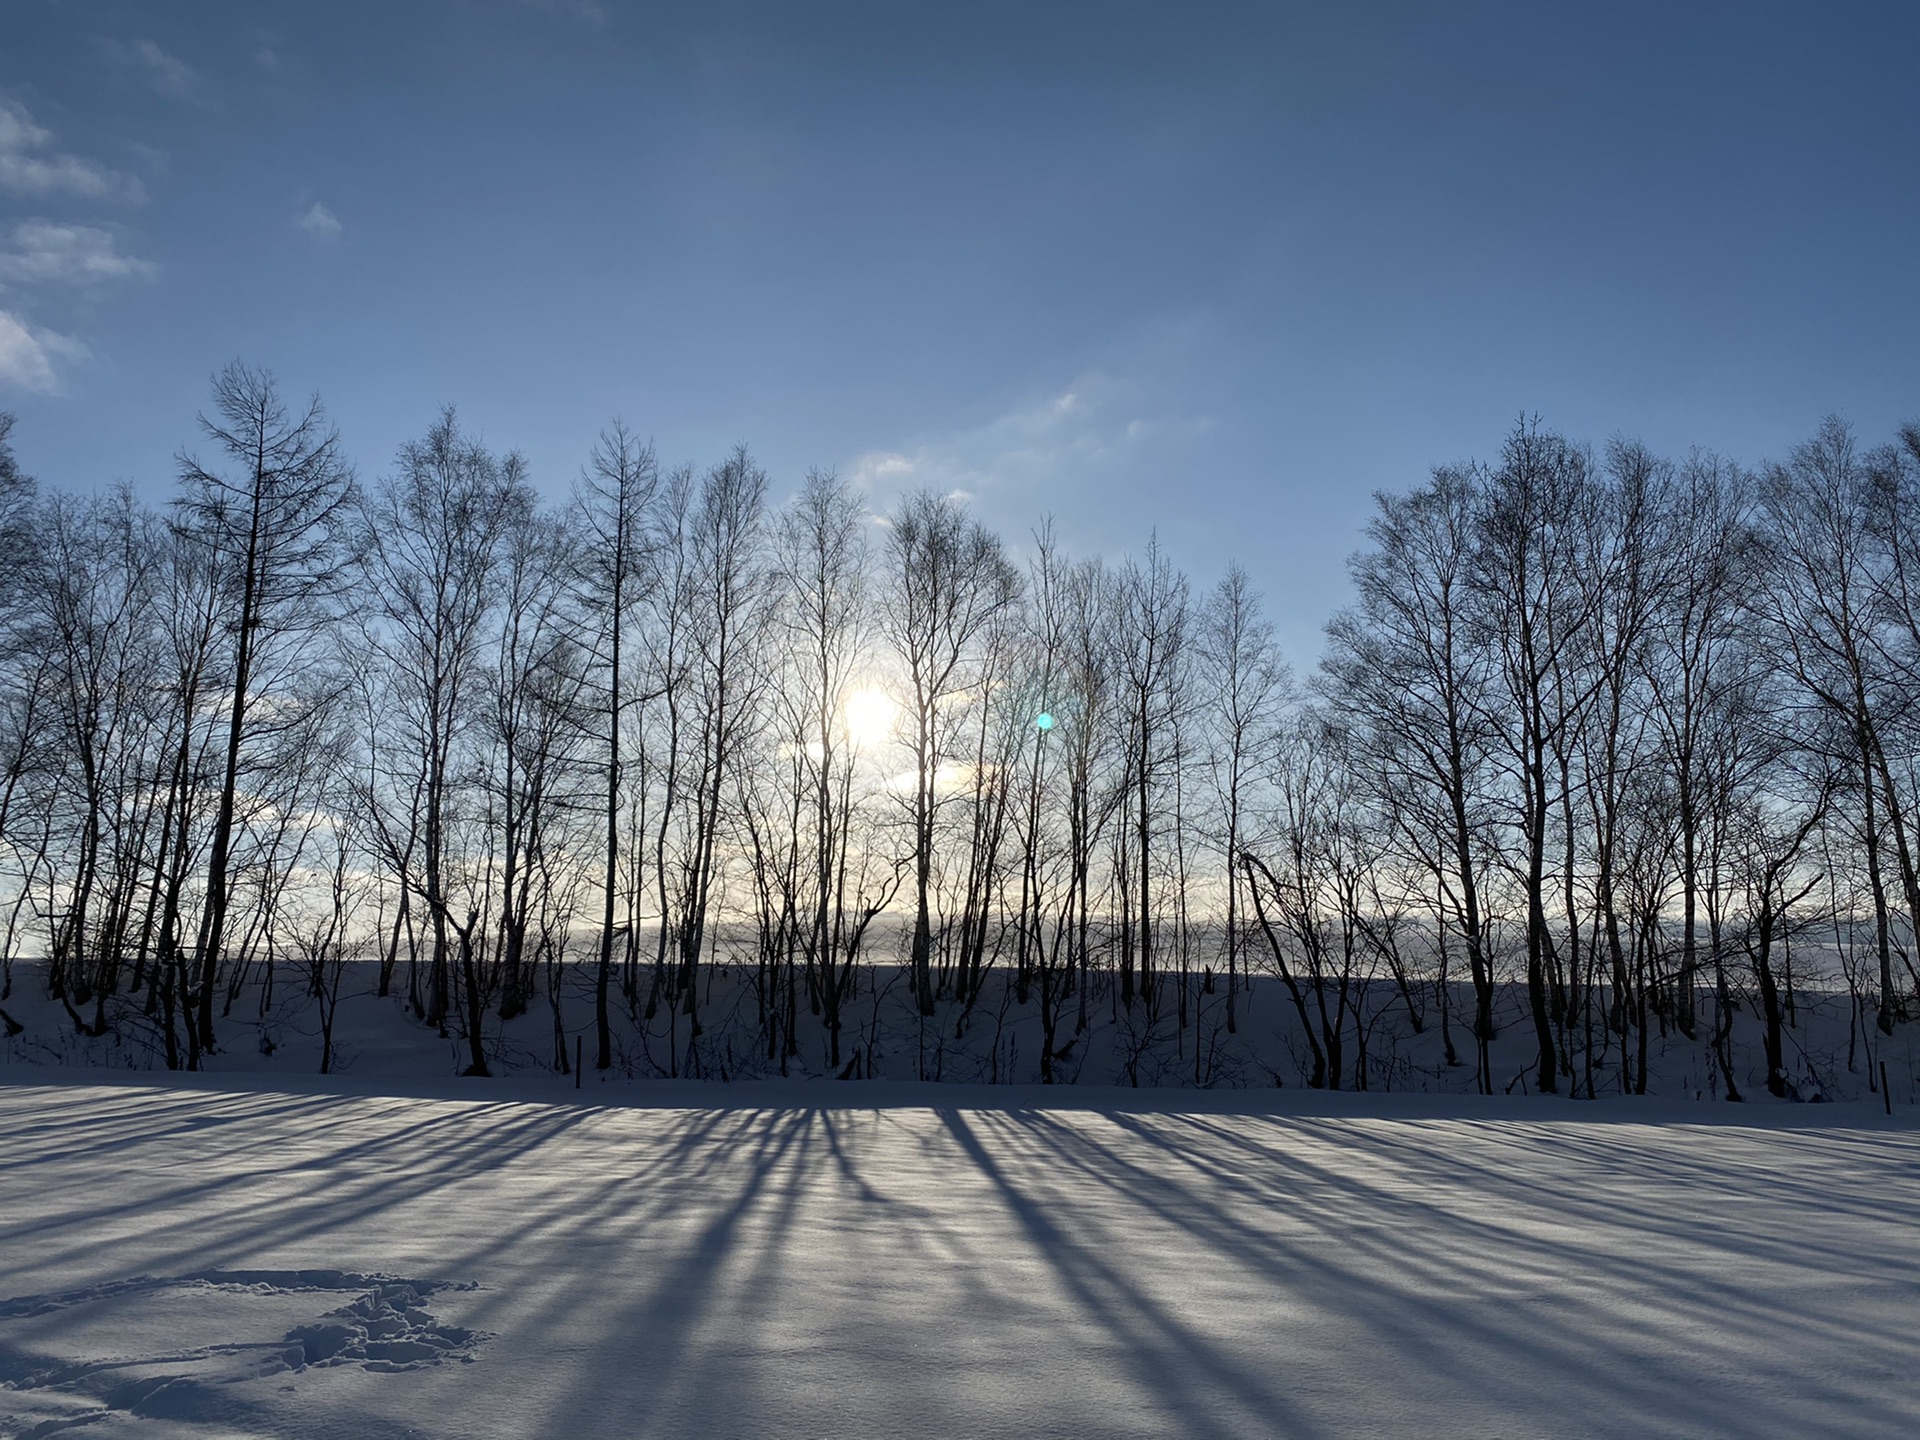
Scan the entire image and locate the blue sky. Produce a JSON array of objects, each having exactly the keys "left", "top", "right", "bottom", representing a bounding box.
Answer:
[{"left": 2, "top": 0, "right": 1917, "bottom": 657}]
